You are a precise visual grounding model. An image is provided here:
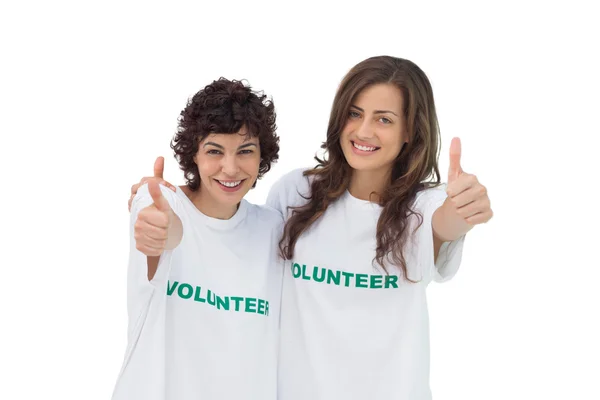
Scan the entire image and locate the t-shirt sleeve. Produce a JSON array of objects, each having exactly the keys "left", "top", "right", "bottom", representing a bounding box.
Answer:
[
  {"left": 415, "top": 185, "right": 466, "bottom": 283},
  {"left": 126, "top": 183, "right": 179, "bottom": 341},
  {"left": 113, "top": 184, "right": 179, "bottom": 400},
  {"left": 265, "top": 168, "right": 311, "bottom": 220}
]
